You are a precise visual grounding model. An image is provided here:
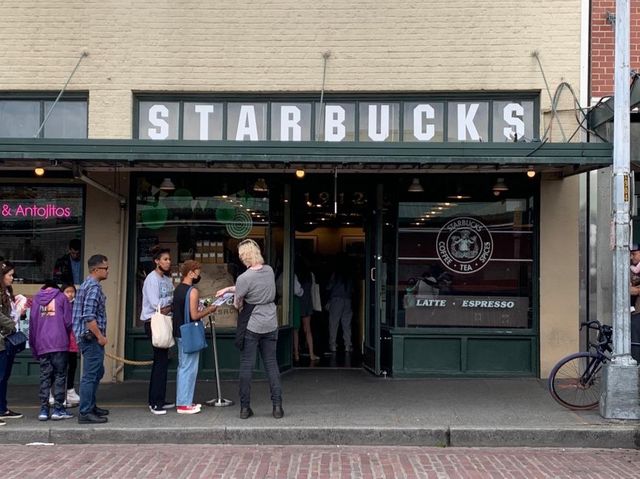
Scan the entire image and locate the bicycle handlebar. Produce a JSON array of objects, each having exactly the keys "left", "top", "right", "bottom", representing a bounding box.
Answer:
[
  {"left": 580, "top": 320, "right": 602, "bottom": 331},
  {"left": 580, "top": 320, "right": 612, "bottom": 352}
]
